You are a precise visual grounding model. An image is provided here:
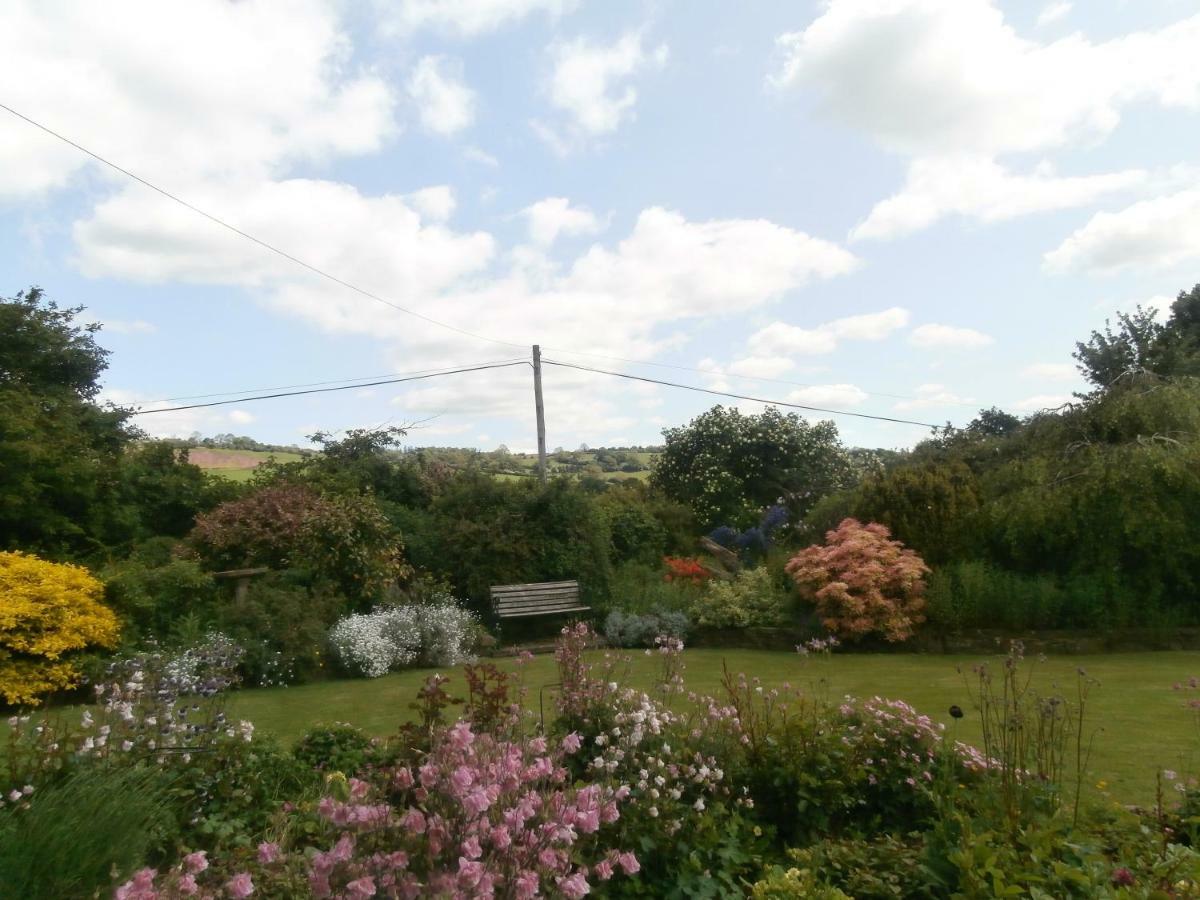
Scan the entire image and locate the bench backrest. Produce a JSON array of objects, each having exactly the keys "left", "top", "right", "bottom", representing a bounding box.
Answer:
[{"left": 490, "top": 580, "right": 588, "bottom": 619}]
